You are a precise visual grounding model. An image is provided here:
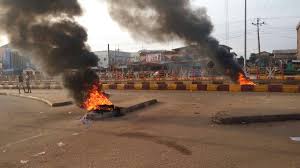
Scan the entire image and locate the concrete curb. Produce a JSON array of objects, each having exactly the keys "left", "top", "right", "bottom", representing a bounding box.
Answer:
[
  {"left": 212, "top": 113, "right": 300, "bottom": 125},
  {"left": 0, "top": 92, "right": 73, "bottom": 107},
  {"left": 101, "top": 84, "right": 300, "bottom": 93},
  {"left": 121, "top": 99, "right": 158, "bottom": 114},
  {"left": 0, "top": 85, "right": 63, "bottom": 90},
  {"left": 86, "top": 99, "right": 159, "bottom": 120}
]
